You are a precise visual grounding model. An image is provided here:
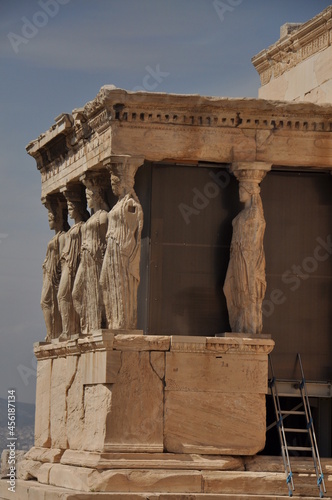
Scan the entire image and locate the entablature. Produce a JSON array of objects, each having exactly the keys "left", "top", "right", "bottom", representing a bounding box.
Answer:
[{"left": 26, "top": 86, "right": 332, "bottom": 198}]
